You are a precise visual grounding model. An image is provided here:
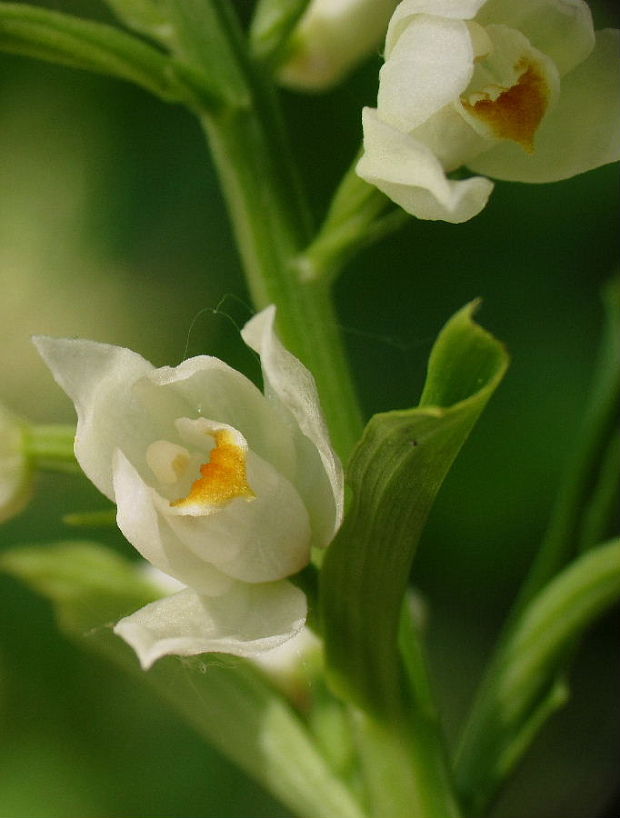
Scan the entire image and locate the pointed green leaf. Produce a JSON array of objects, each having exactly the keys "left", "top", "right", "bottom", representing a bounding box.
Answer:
[
  {"left": 102, "top": 0, "right": 172, "bottom": 45},
  {"left": 0, "top": 541, "right": 367, "bottom": 818},
  {"left": 518, "top": 275, "right": 620, "bottom": 606},
  {"left": 0, "top": 2, "right": 196, "bottom": 103},
  {"left": 454, "top": 538, "right": 620, "bottom": 816},
  {"left": 320, "top": 301, "right": 509, "bottom": 715},
  {"left": 0, "top": 541, "right": 159, "bottom": 631}
]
